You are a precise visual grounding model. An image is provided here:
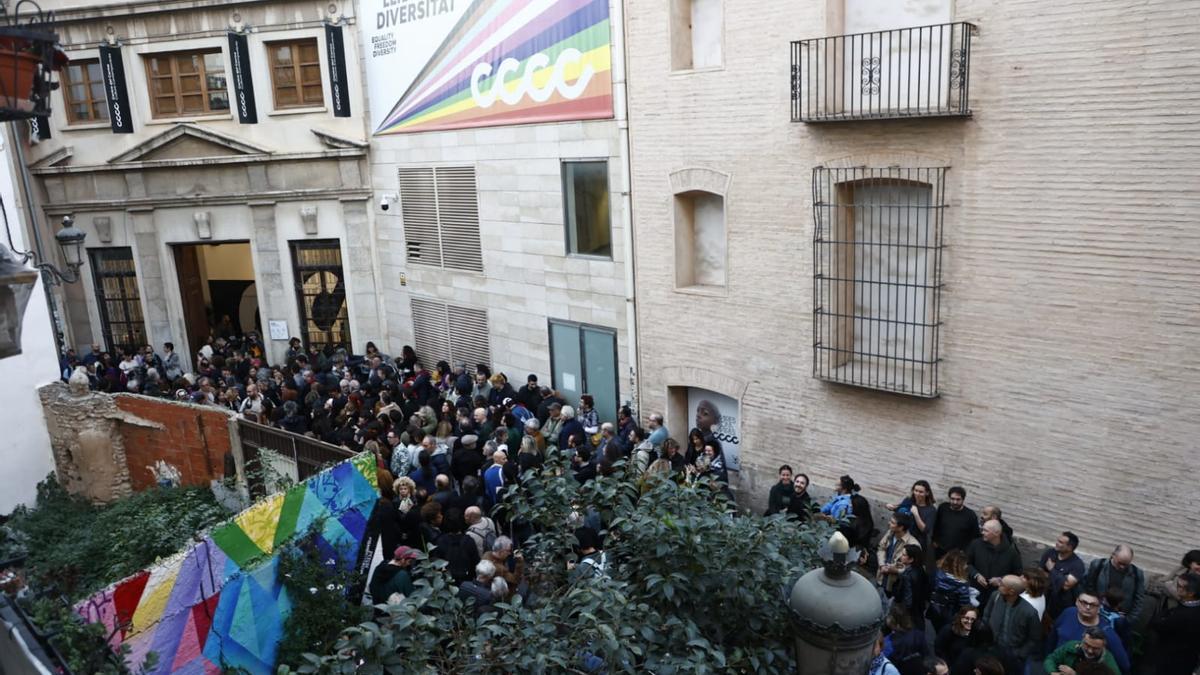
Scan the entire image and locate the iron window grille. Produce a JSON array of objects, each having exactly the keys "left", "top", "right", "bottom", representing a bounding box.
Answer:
[
  {"left": 791, "top": 22, "right": 974, "bottom": 123},
  {"left": 812, "top": 167, "right": 947, "bottom": 397},
  {"left": 290, "top": 239, "right": 352, "bottom": 351},
  {"left": 88, "top": 247, "right": 147, "bottom": 354}
]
